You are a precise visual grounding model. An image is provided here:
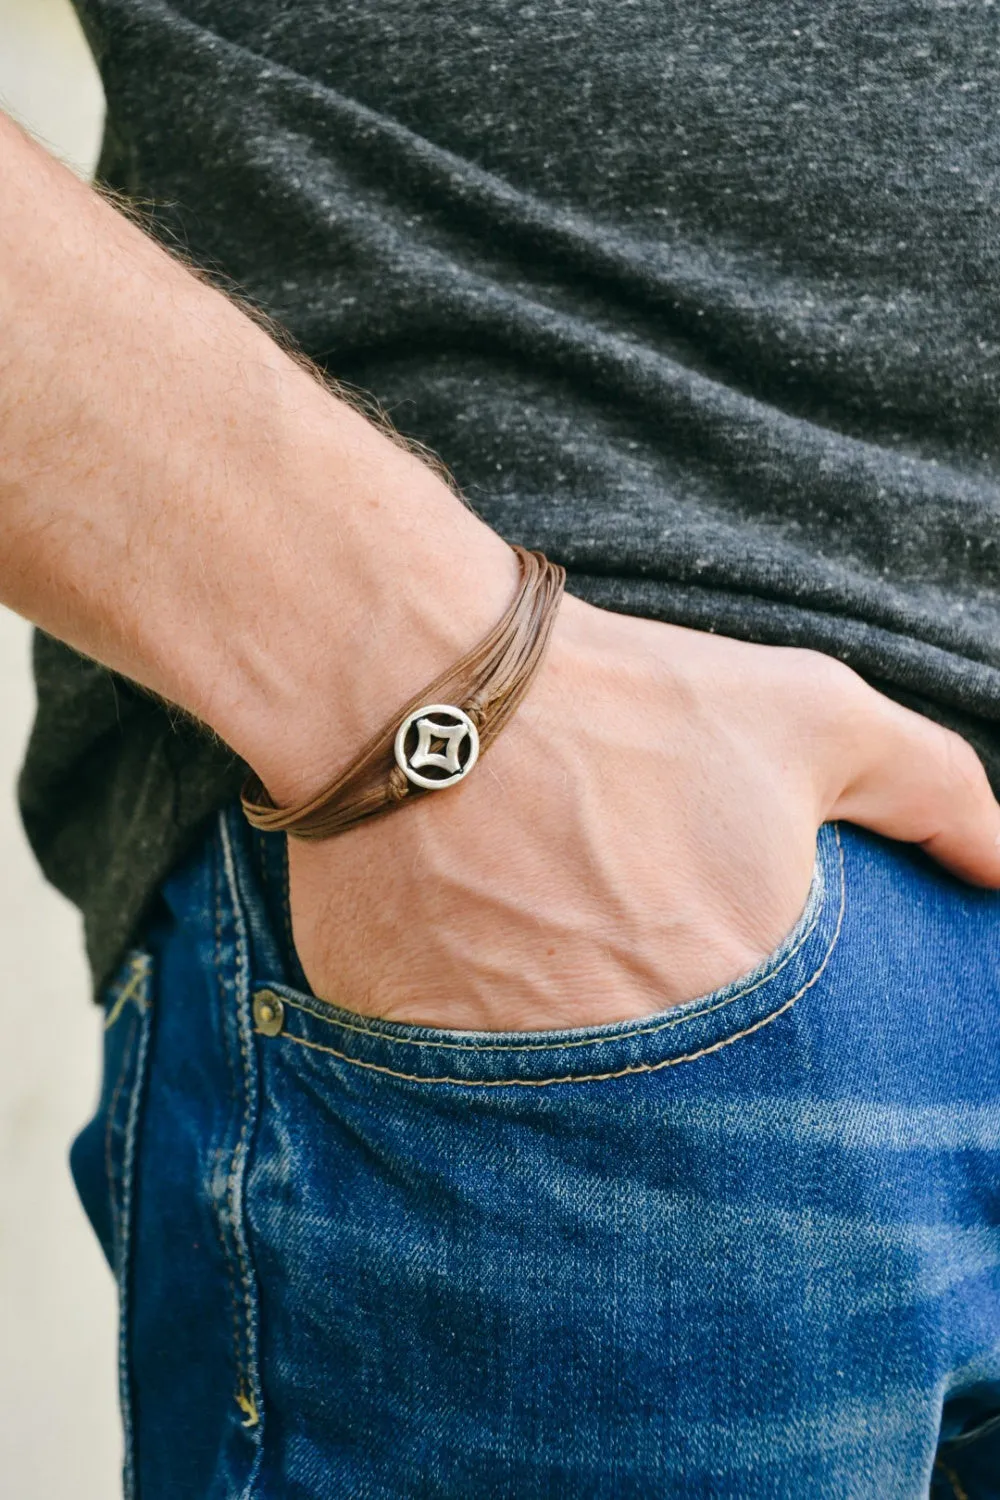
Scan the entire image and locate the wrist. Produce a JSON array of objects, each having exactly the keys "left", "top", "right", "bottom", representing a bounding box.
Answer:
[
  {"left": 0, "top": 124, "right": 520, "bottom": 790},
  {"left": 188, "top": 394, "right": 521, "bottom": 805}
]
